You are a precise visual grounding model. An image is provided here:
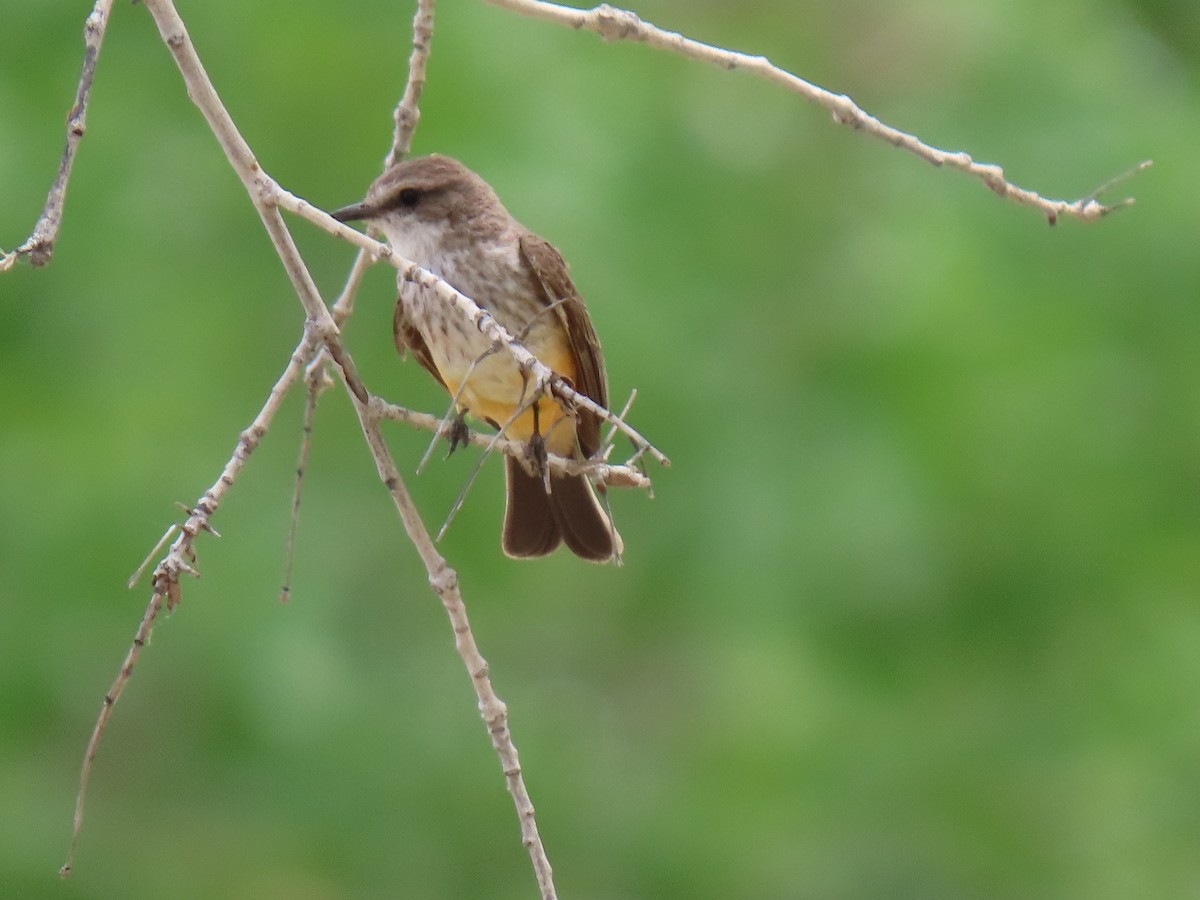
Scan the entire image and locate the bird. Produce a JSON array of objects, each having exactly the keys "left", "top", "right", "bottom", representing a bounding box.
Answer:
[{"left": 331, "top": 154, "right": 622, "bottom": 562}]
